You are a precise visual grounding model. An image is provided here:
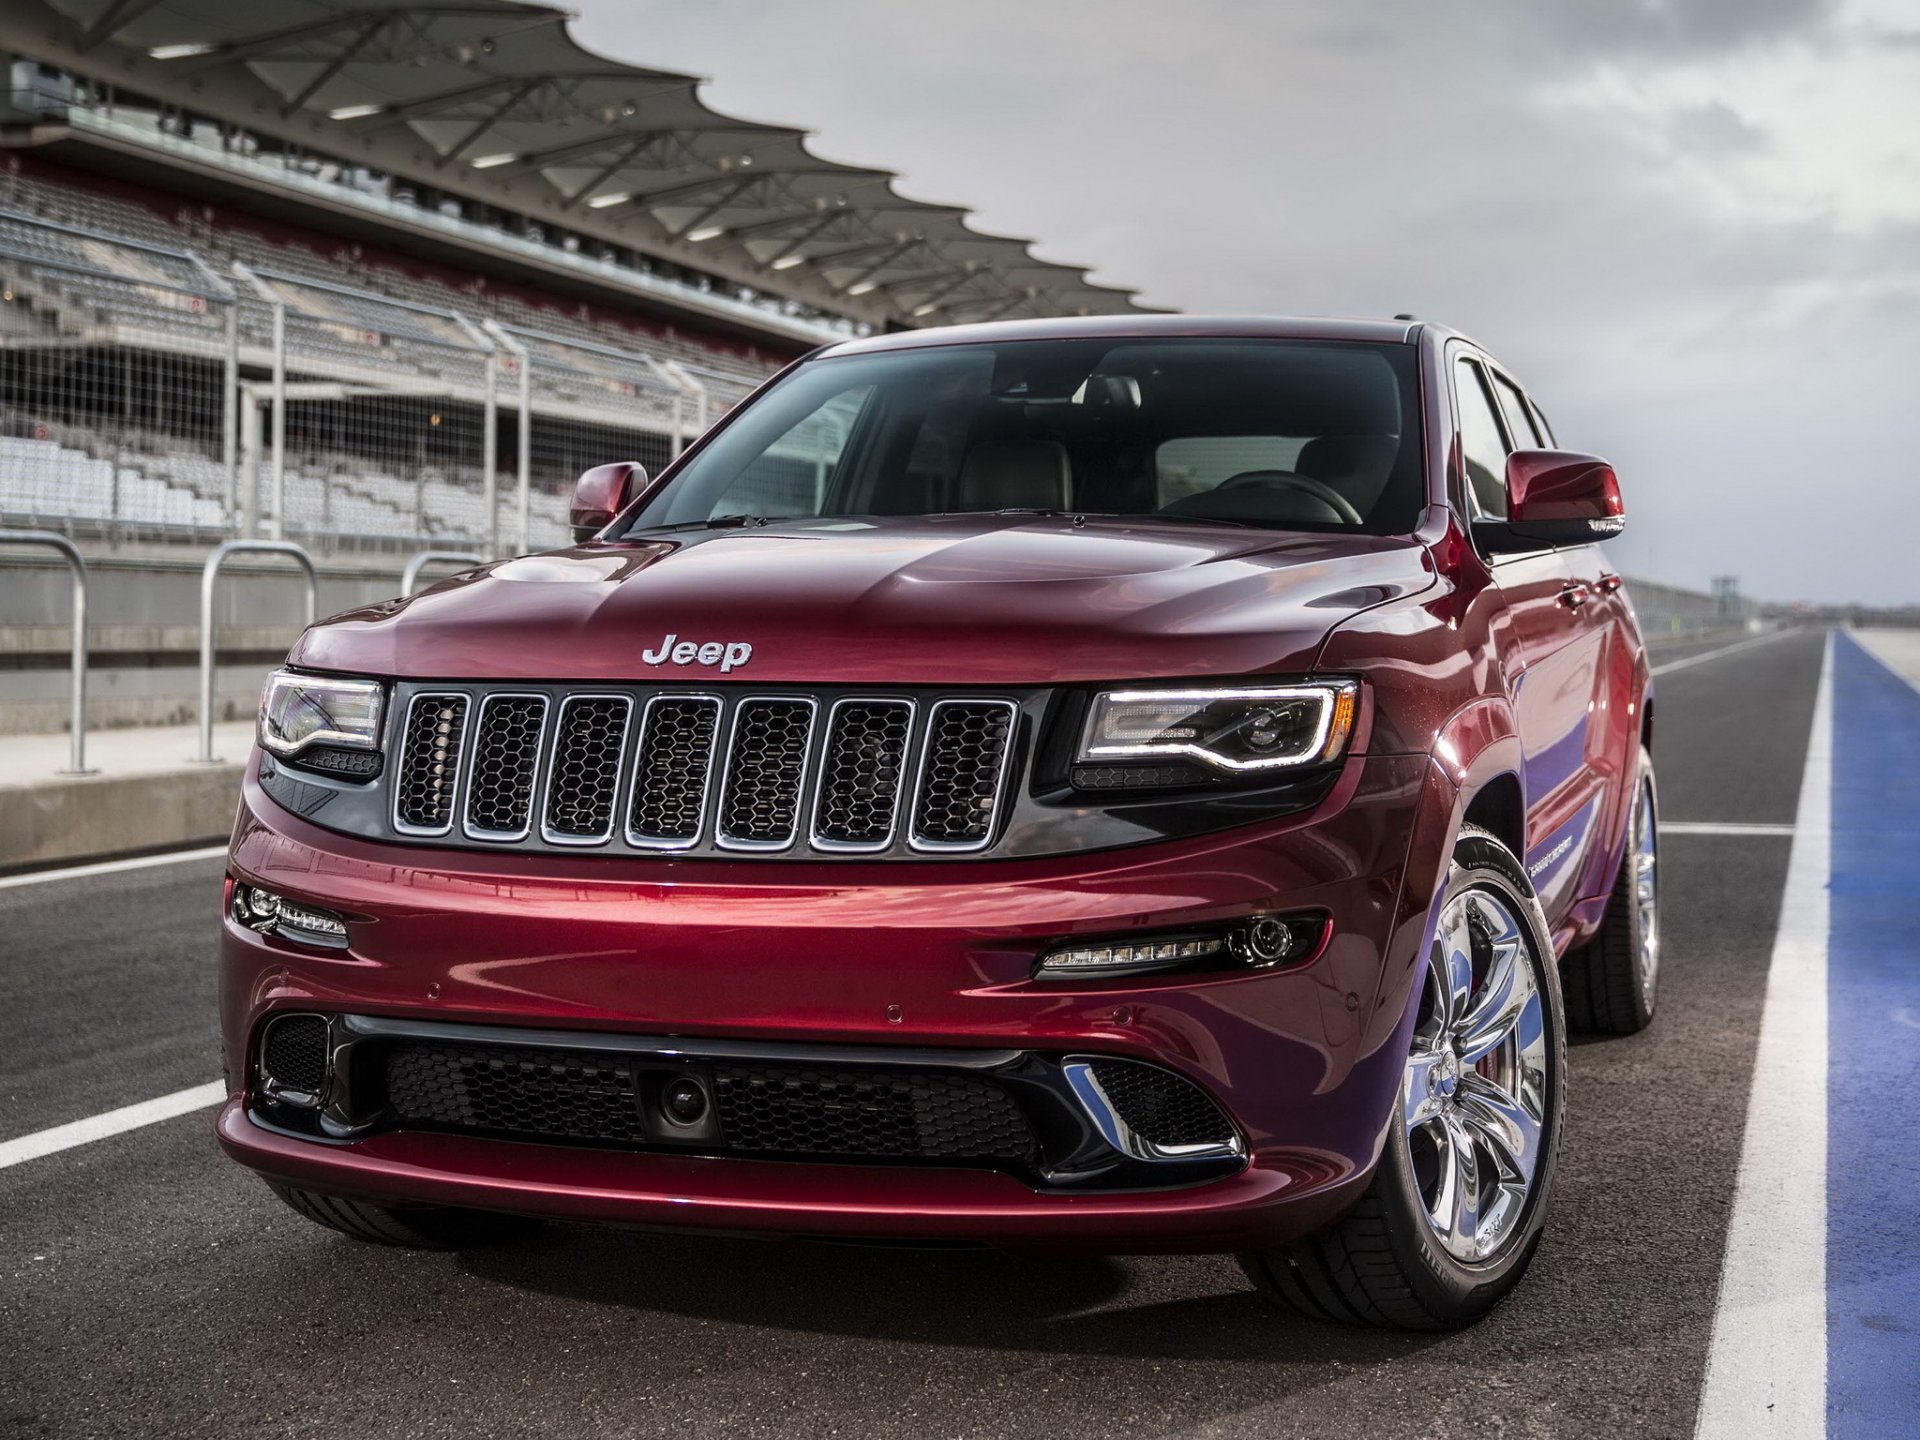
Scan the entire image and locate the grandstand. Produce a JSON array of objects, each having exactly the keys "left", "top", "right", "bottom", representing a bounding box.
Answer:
[{"left": 0, "top": 0, "right": 1147, "bottom": 553}]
